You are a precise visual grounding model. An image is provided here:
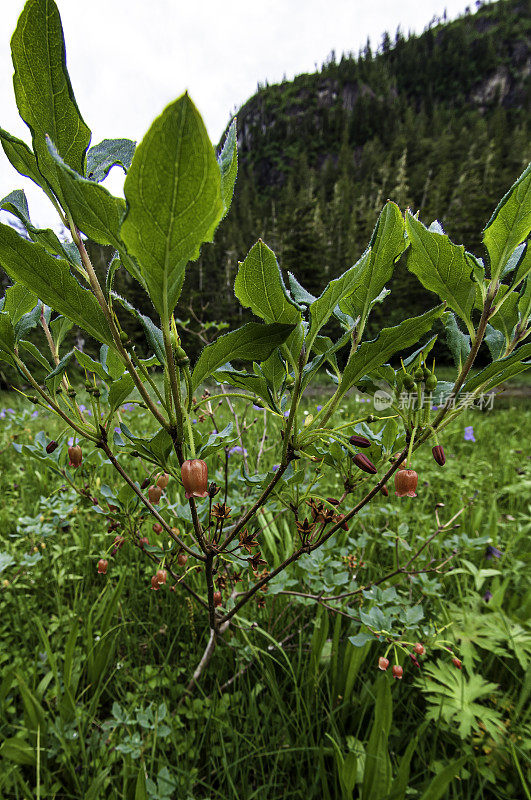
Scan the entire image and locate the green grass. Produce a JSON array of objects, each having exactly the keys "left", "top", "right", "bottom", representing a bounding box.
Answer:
[{"left": 0, "top": 391, "right": 529, "bottom": 799}]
